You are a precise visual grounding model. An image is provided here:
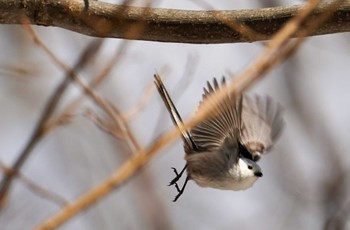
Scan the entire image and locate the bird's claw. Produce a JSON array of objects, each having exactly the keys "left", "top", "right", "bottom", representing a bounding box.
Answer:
[{"left": 168, "top": 167, "right": 181, "bottom": 186}]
